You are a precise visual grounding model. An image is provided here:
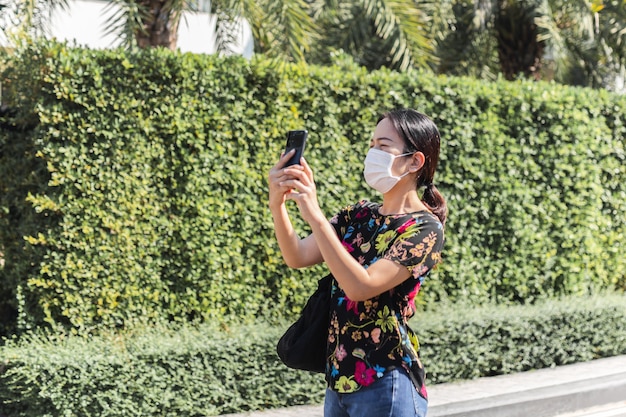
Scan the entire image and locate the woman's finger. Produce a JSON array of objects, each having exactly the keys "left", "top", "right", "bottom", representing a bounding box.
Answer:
[
  {"left": 282, "top": 174, "right": 311, "bottom": 192},
  {"left": 269, "top": 150, "right": 295, "bottom": 176},
  {"left": 299, "top": 157, "right": 314, "bottom": 182},
  {"left": 279, "top": 177, "right": 303, "bottom": 190},
  {"left": 277, "top": 149, "right": 296, "bottom": 169}
]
